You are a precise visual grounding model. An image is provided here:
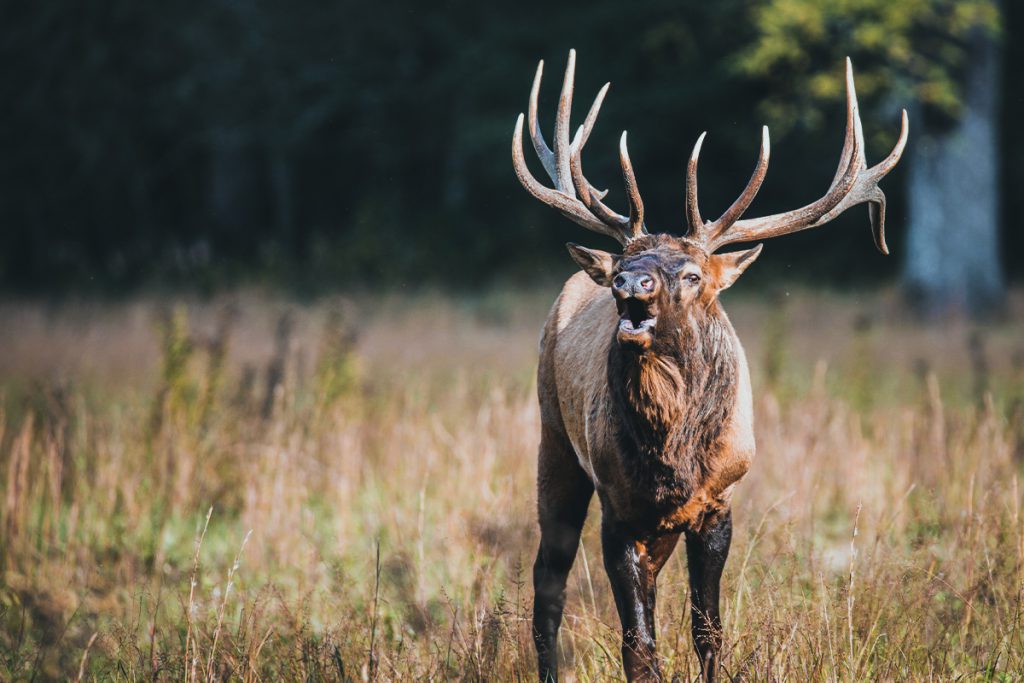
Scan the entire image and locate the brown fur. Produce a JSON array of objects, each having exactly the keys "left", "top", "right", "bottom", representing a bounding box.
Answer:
[
  {"left": 533, "top": 234, "right": 758, "bottom": 683},
  {"left": 540, "top": 235, "right": 755, "bottom": 535},
  {"left": 607, "top": 296, "right": 738, "bottom": 527}
]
